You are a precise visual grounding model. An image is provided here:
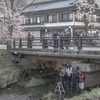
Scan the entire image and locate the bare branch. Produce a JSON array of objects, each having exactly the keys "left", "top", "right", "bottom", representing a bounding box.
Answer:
[{"left": 4, "top": 0, "right": 8, "bottom": 9}]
